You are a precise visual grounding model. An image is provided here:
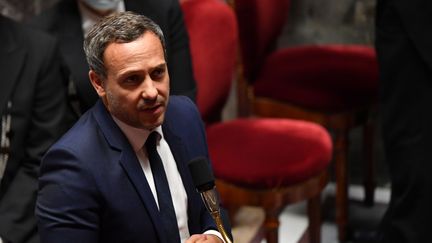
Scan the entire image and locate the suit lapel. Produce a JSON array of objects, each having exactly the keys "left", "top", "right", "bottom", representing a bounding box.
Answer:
[
  {"left": 163, "top": 125, "right": 196, "bottom": 197},
  {"left": 162, "top": 123, "right": 202, "bottom": 233},
  {"left": 92, "top": 101, "right": 168, "bottom": 242},
  {"left": 0, "top": 17, "right": 26, "bottom": 115},
  {"left": 118, "top": 146, "right": 170, "bottom": 243}
]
